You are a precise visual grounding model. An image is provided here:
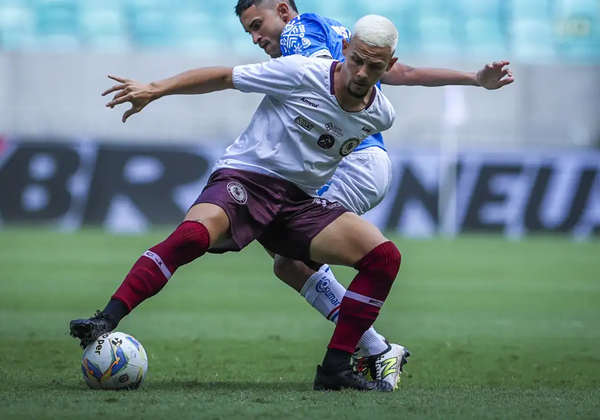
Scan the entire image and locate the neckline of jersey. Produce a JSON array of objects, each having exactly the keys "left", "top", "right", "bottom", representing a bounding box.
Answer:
[{"left": 329, "top": 61, "right": 377, "bottom": 114}]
